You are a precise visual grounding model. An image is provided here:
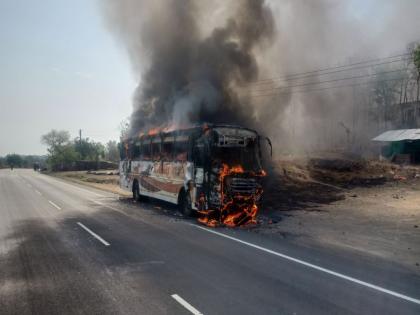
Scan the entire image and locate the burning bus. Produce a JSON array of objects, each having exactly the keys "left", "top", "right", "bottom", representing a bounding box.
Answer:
[{"left": 119, "top": 123, "right": 271, "bottom": 227}]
